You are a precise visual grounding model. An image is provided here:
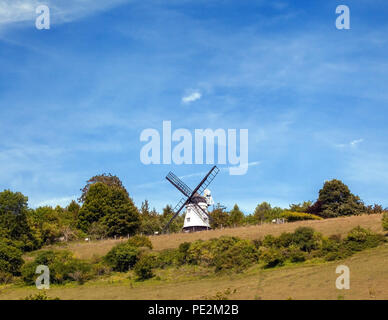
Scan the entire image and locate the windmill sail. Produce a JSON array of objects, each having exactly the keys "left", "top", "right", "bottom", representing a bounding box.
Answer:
[{"left": 163, "top": 166, "right": 219, "bottom": 233}]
